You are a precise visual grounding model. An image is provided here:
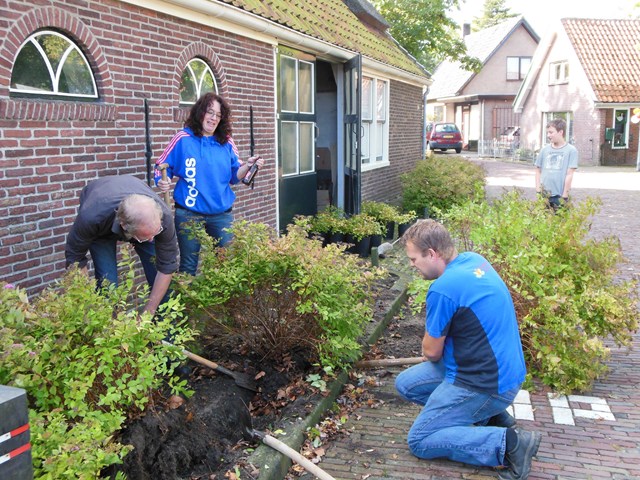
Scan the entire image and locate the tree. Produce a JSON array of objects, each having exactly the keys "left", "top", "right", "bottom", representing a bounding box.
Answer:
[
  {"left": 473, "top": 0, "right": 518, "bottom": 31},
  {"left": 371, "top": 0, "right": 482, "bottom": 73}
]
